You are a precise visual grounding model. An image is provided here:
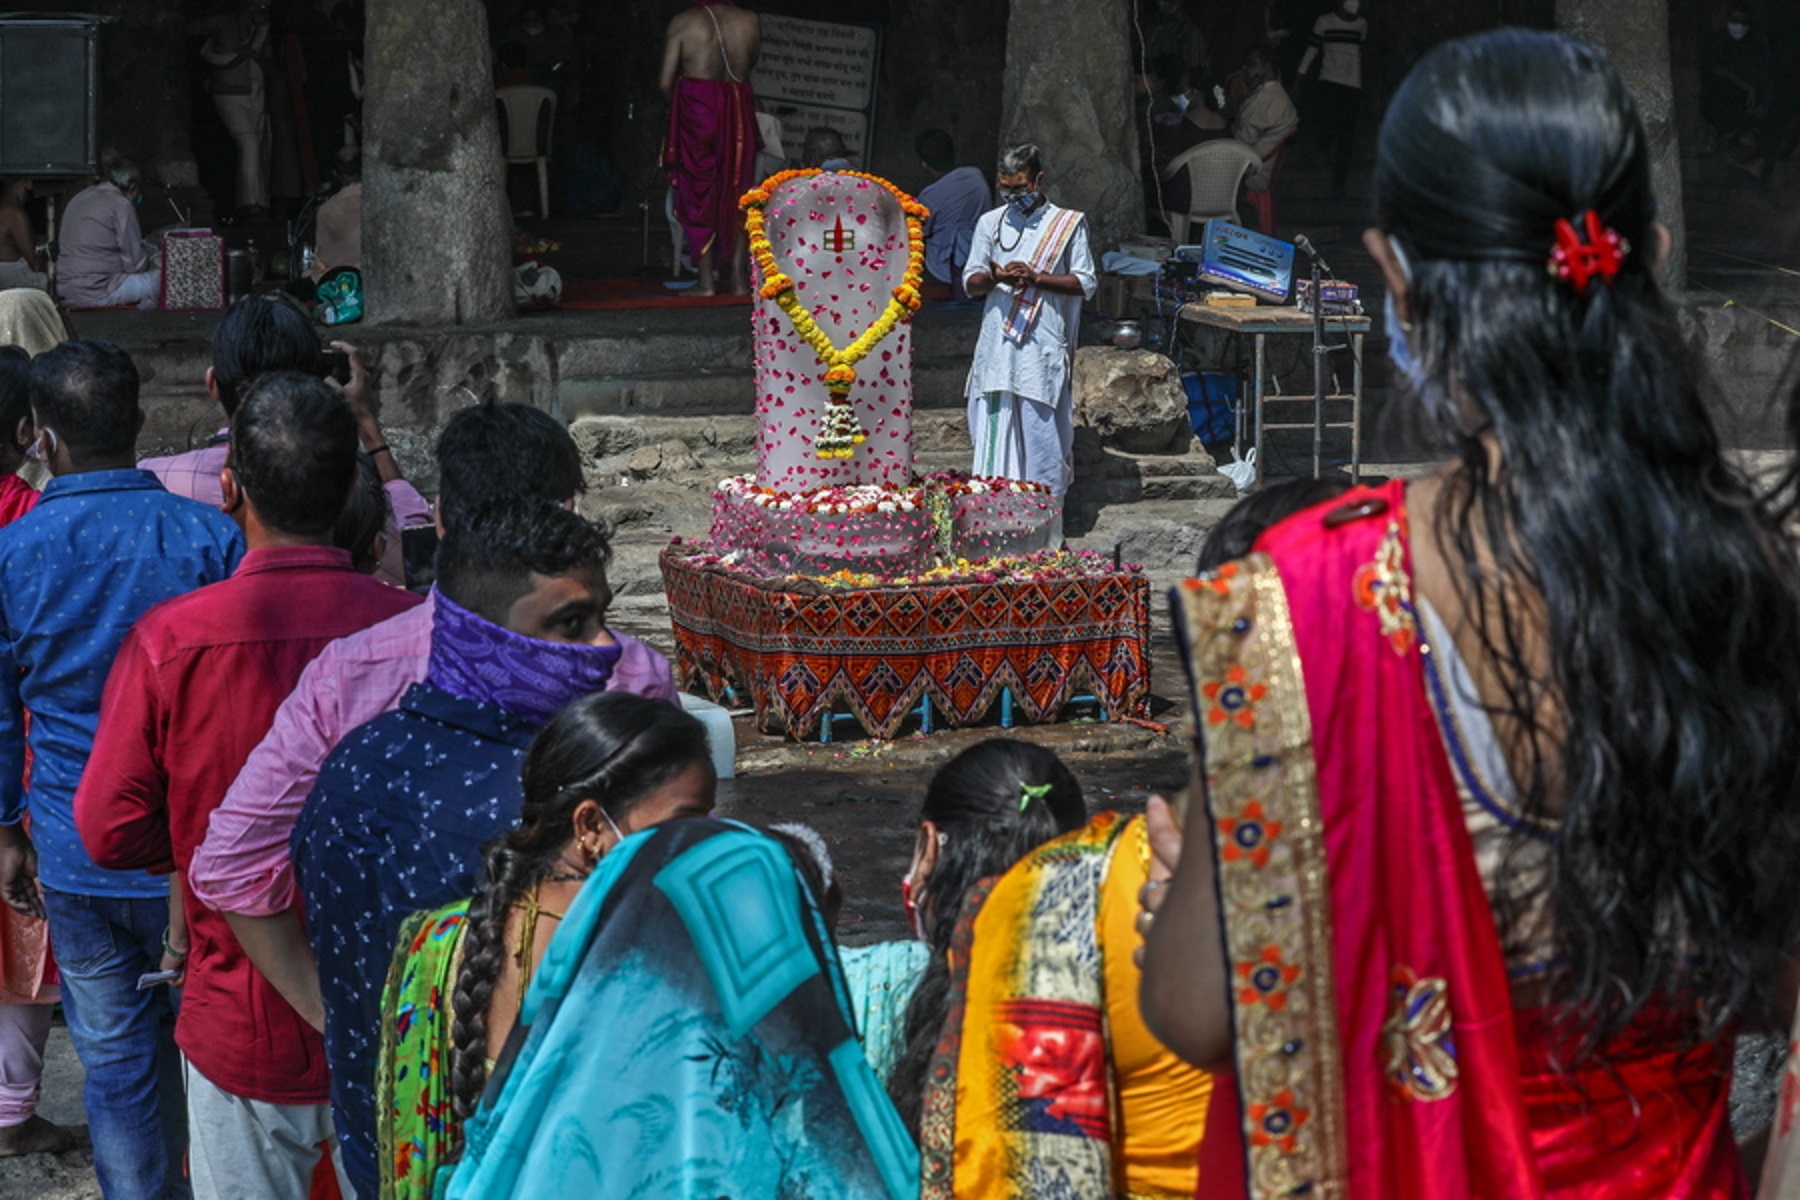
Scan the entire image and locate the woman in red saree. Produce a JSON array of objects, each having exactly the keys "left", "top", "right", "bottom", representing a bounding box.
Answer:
[{"left": 1141, "top": 29, "right": 1800, "bottom": 1200}]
